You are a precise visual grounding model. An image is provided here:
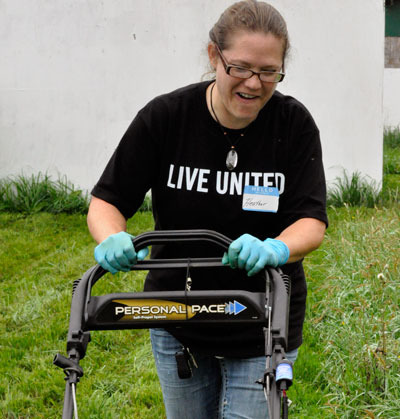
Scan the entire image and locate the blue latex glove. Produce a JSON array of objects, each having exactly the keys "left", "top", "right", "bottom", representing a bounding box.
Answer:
[
  {"left": 94, "top": 231, "right": 149, "bottom": 274},
  {"left": 222, "top": 233, "right": 289, "bottom": 277}
]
